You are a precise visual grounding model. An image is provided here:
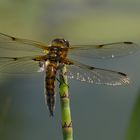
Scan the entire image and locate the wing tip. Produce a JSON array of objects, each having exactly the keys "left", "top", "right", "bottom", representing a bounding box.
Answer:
[
  {"left": 124, "top": 41, "right": 133, "bottom": 44},
  {"left": 104, "top": 77, "right": 130, "bottom": 86},
  {"left": 118, "top": 72, "right": 127, "bottom": 76},
  {"left": 118, "top": 71, "right": 130, "bottom": 85},
  {"left": 121, "top": 77, "right": 130, "bottom": 85},
  {"left": 123, "top": 41, "right": 139, "bottom": 48},
  {"left": 102, "top": 73, "right": 130, "bottom": 86}
]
